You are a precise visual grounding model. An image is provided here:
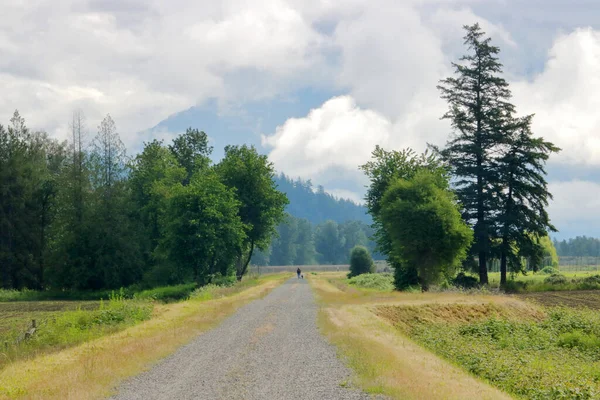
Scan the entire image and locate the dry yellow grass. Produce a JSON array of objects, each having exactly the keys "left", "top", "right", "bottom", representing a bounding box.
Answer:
[
  {"left": 309, "top": 273, "right": 516, "bottom": 399},
  {"left": 0, "top": 274, "right": 289, "bottom": 400}
]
